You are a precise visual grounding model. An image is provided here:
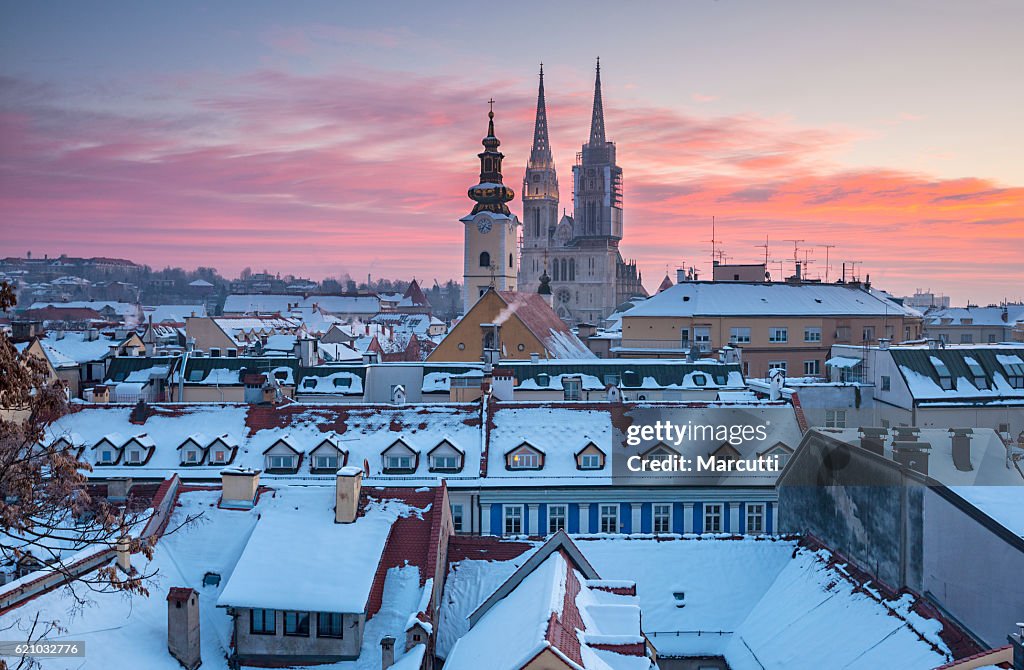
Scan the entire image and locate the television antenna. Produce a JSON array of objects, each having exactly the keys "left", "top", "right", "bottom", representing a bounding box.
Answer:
[{"left": 820, "top": 244, "right": 836, "bottom": 283}]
